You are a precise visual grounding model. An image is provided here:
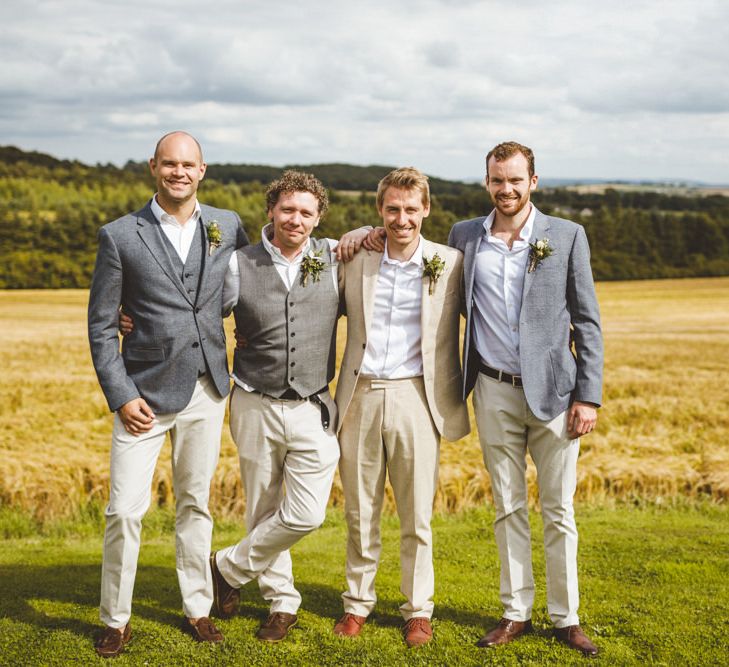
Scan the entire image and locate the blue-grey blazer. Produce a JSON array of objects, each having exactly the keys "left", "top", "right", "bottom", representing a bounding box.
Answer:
[
  {"left": 448, "top": 207, "right": 603, "bottom": 421},
  {"left": 88, "top": 200, "right": 247, "bottom": 413}
]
